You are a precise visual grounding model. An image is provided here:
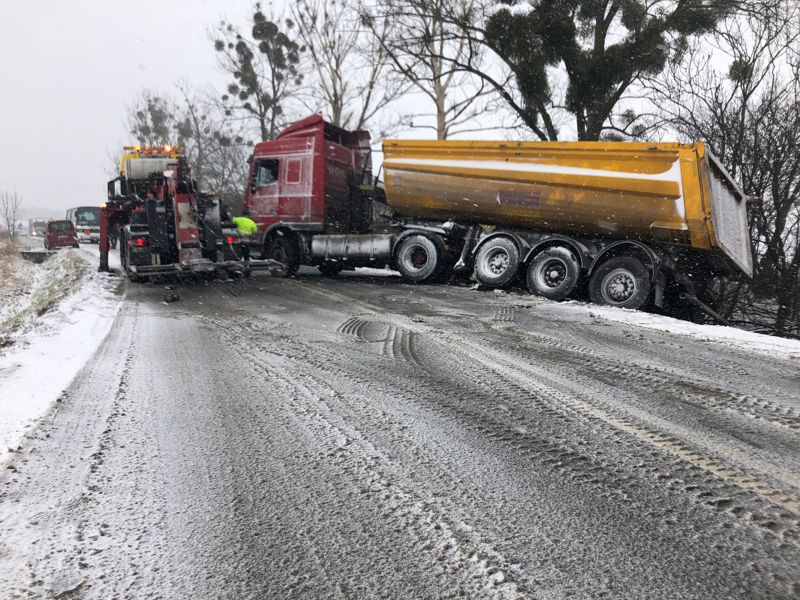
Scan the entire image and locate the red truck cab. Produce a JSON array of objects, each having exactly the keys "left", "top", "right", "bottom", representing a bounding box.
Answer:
[
  {"left": 242, "top": 114, "right": 465, "bottom": 282},
  {"left": 243, "top": 114, "right": 377, "bottom": 274}
]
